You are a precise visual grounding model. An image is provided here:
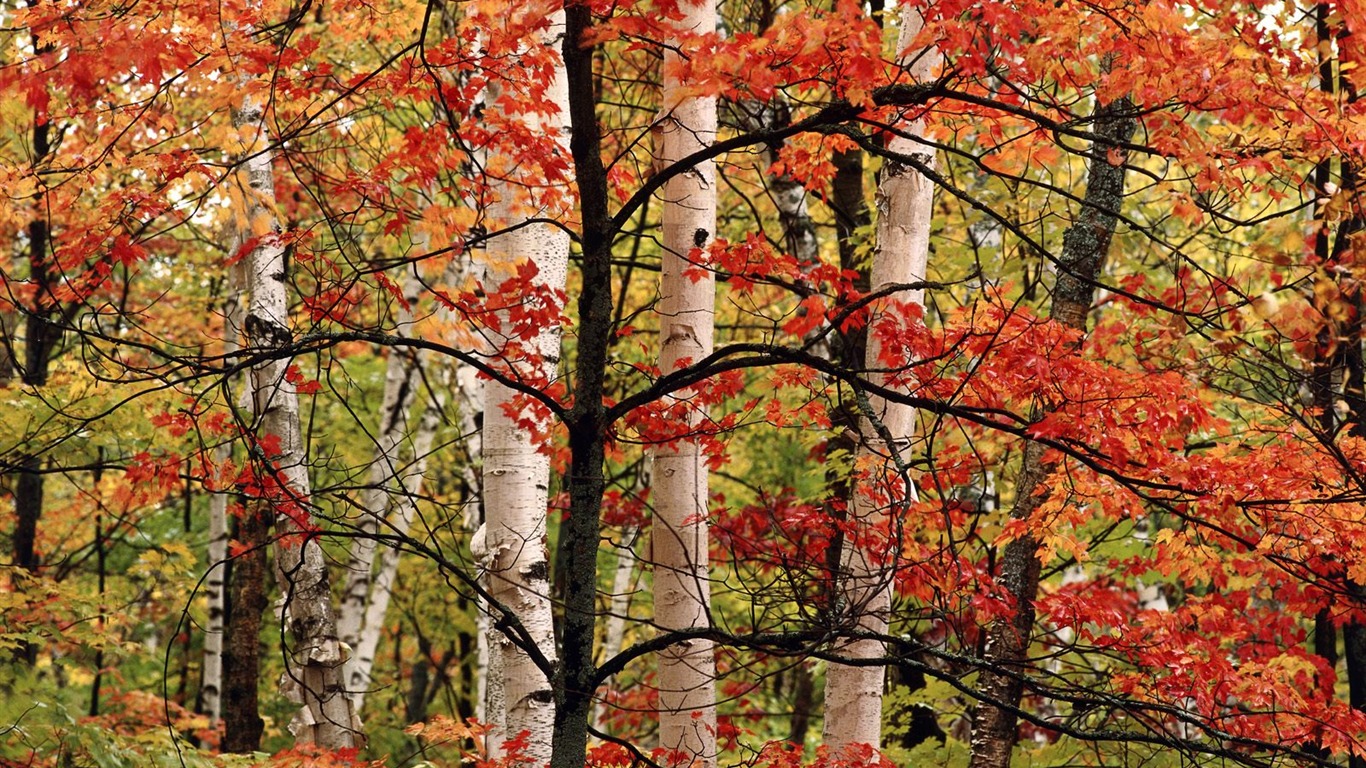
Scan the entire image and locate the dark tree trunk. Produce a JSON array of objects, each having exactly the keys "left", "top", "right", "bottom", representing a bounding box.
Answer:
[
  {"left": 89, "top": 512, "right": 105, "bottom": 717},
  {"left": 1316, "top": 608, "right": 1339, "bottom": 669},
  {"left": 786, "top": 663, "right": 814, "bottom": 746},
  {"left": 13, "top": 138, "right": 56, "bottom": 583},
  {"left": 551, "top": 6, "right": 614, "bottom": 768},
  {"left": 222, "top": 508, "right": 272, "bottom": 753},
  {"left": 1308, "top": 11, "right": 1366, "bottom": 765},
  {"left": 1344, "top": 226, "right": 1366, "bottom": 768},
  {"left": 829, "top": 149, "right": 870, "bottom": 294},
  {"left": 891, "top": 660, "right": 944, "bottom": 750},
  {"left": 1347, "top": 614, "right": 1366, "bottom": 768},
  {"left": 821, "top": 141, "right": 873, "bottom": 614},
  {"left": 406, "top": 635, "right": 433, "bottom": 725},
  {"left": 11, "top": 73, "right": 59, "bottom": 664},
  {"left": 968, "top": 95, "right": 1135, "bottom": 768}
]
